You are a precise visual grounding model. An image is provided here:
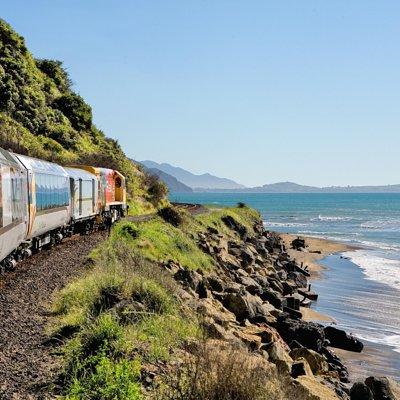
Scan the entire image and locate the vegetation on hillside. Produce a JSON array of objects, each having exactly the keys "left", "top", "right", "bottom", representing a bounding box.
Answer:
[
  {"left": 50, "top": 206, "right": 264, "bottom": 399},
  {"left": 0, "top": 19, "right": 165, "bottom": 209}
]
